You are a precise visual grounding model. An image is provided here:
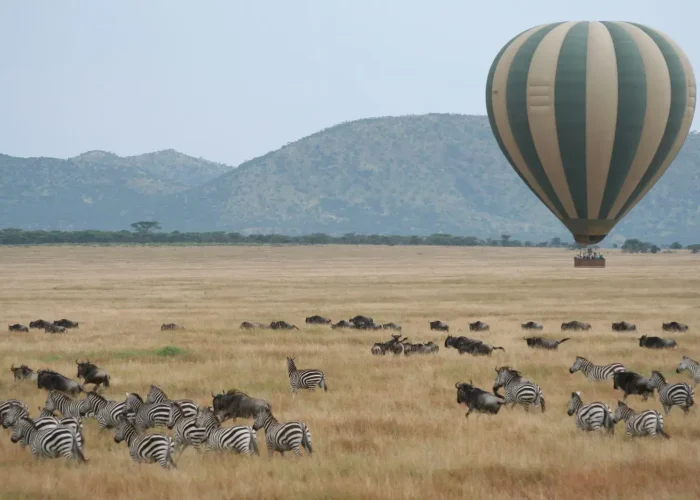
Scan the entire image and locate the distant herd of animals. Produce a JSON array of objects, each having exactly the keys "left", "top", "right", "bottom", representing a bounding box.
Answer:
[{"left": 3, "top": 313, "right": 696, "bottom": 468}]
